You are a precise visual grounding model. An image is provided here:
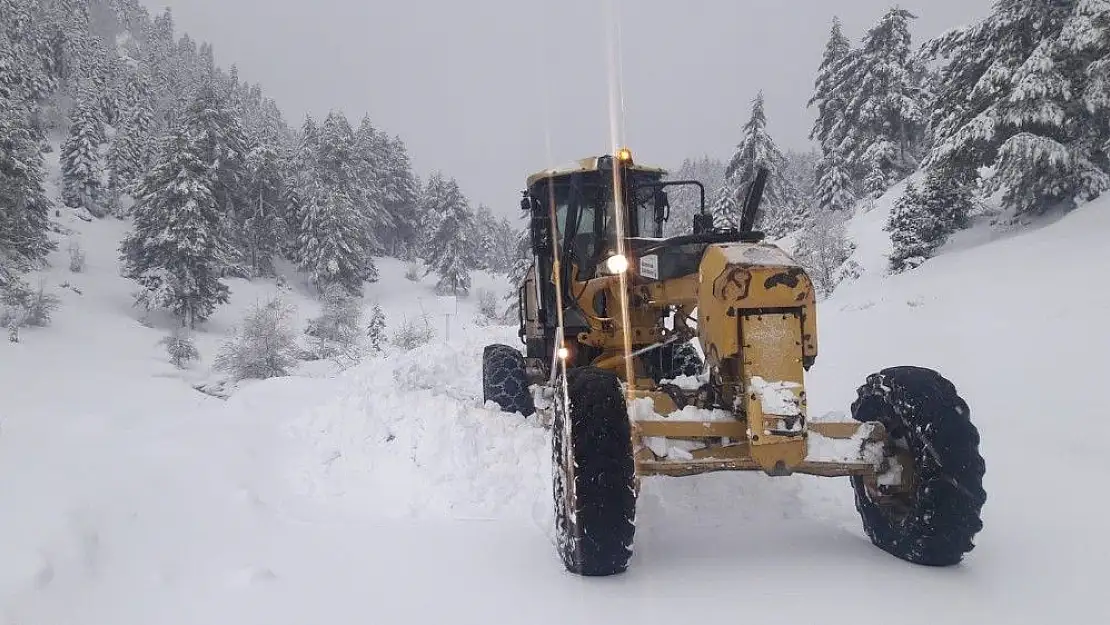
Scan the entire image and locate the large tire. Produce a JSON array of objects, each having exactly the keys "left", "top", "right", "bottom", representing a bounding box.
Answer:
[
  {"left": 646, "top": 341, "right": 703, "bottom": 382},
  {"left": 482, "top": 344, "right": 535, "bottom": 417},
  {"left": 552, "top": 367, "right": 637, "bottom": 576},
  {"left": 850, "top": 366, "right": 986, "bottom": 566}
]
